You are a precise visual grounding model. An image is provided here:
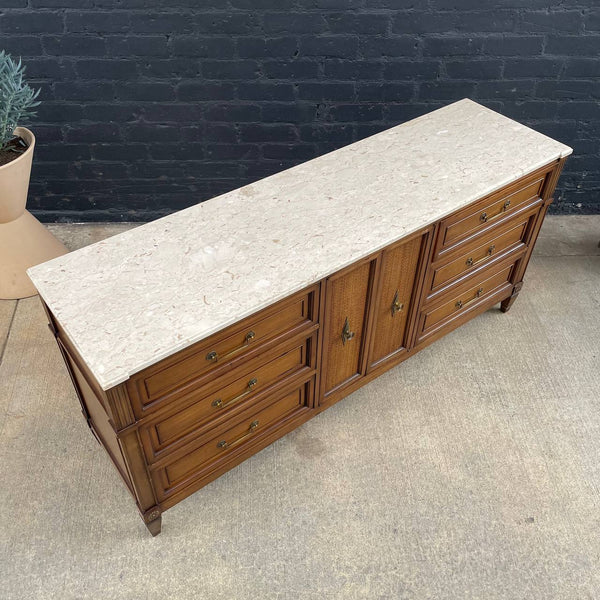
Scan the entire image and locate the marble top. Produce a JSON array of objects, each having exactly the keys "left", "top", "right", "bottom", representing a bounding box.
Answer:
[{"left": 28, "top": 99, "right": 572, "bottom": 390}]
